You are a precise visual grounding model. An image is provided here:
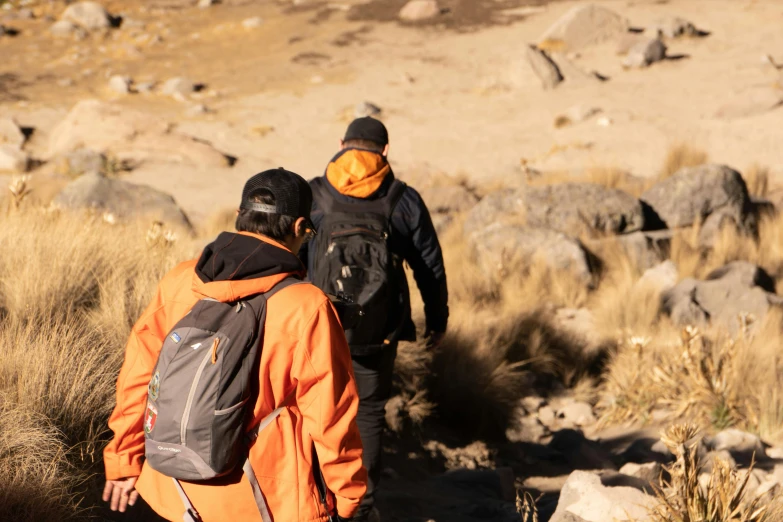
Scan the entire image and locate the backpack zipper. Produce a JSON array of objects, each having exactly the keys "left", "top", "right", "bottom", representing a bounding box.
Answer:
[
  {"left": 181, "top": 346, "right": 215, "bottom": 445},
  {"left": 330, "top": 227, "right": 387, "bottom": 240}
]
